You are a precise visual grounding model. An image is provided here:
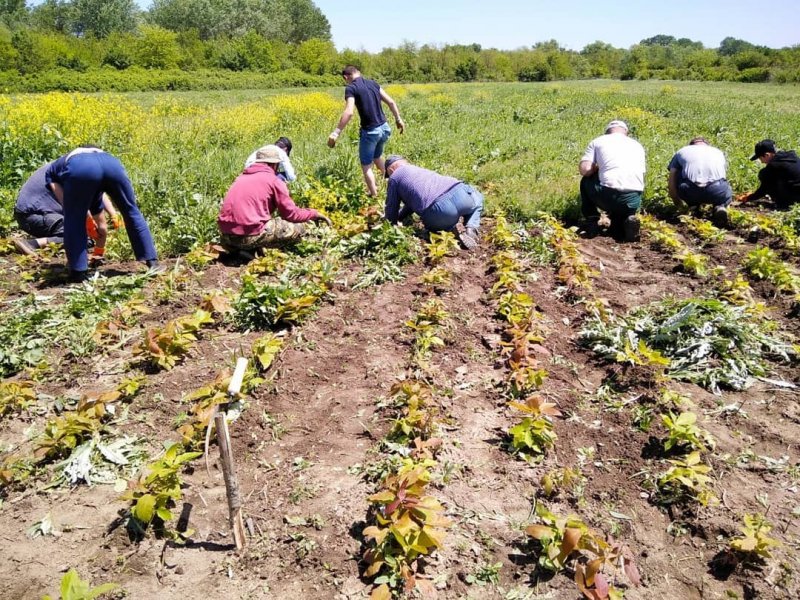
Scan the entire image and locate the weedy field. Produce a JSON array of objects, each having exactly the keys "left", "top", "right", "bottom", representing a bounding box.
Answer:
[{"left": 0, "top": 81, "right": 799, "bottom": 600}]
